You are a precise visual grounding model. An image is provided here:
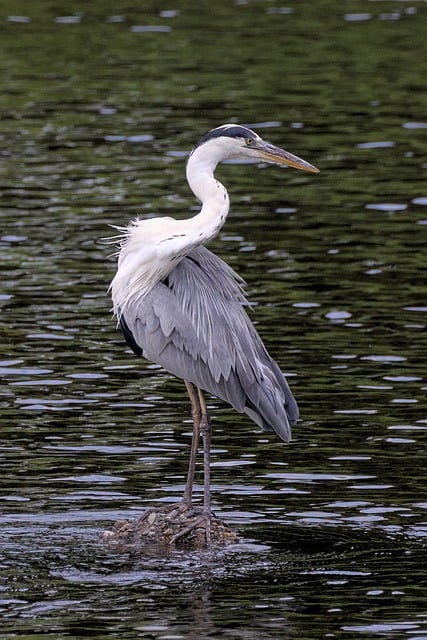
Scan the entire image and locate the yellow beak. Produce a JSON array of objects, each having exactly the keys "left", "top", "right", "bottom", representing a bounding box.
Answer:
[{"left": 257, "top": 142, "right": 319, "bottom": 174}]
